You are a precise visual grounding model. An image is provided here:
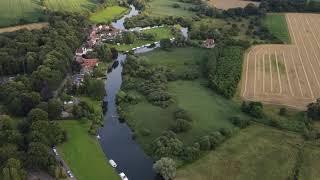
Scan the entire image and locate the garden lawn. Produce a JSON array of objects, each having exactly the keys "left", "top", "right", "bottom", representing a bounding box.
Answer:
[
  {"left": 45, "top": 0, "right": 98, "bottom": 13},
  {"left": 111, "top": 27, "right": 174, "bottom": 51},
  {"left": 58, "top": 120, "right": 119, "bottom": 180},
  {"left": 0, "top": 0, "right": 43, "bottom": 27},
  {"left": 176, "top": 124, "right": 303, "bottom": 180},
  {"left": 147, "top": 0, "right": 195, "bottom": 17},
  {"left": 89, "top": 6, "right": 128, "bottom": 23},
  {"left": 263, "top": 13, "right": 291, "bottom": 43}
]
